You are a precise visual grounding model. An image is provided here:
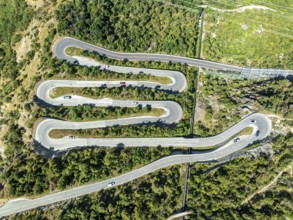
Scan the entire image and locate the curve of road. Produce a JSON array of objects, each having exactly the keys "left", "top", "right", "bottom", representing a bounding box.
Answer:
[
  {"left": 37, "top": 42, "right": 269, "bottom": 150},
  {"left": 36, "top": 59, "right": 188, "bottom": 150},
  {"left": 36, "top": 92, "right": 183, "bottom": 151},
  {"left": 54, "top": 37, "right": 243, "bottom": 72},
  {"left": 55, "top": 37, "right": 293, "bottom": 76},
  {"left": 0, "top": 112, "right": 271, "bottom": 217},
  {"left": 0, "top": 38, "right": 273, "bottom": 217}
]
